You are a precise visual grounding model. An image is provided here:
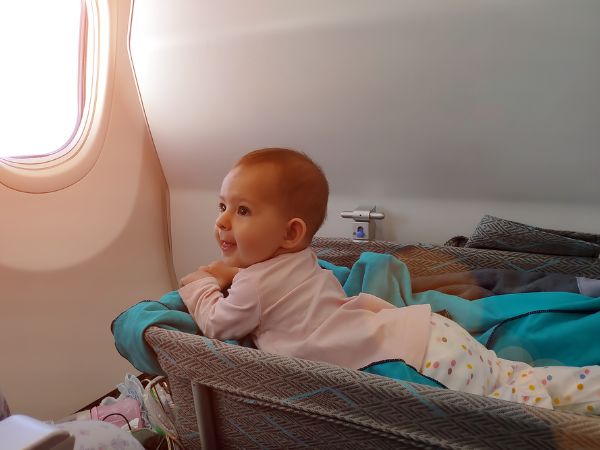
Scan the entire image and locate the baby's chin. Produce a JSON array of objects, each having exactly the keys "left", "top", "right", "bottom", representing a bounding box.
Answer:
[{"left": 220, "top": 254, "right": 250, "bottom": 269}]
